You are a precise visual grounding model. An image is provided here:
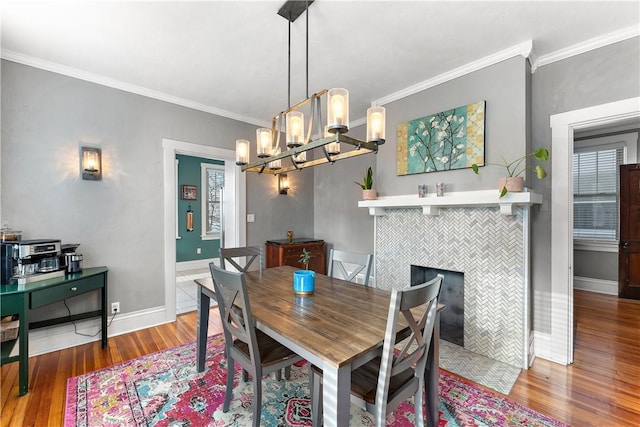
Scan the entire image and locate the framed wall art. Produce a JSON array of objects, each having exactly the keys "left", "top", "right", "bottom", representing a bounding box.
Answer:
[
  {"left": 397, "top": 100, "right": 485, "bottom": 175},
  {"left": 181, "top": 185, "right": 198, "bottom": 200}
]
